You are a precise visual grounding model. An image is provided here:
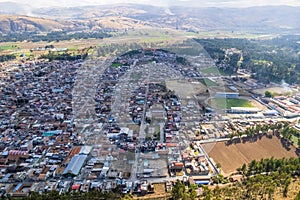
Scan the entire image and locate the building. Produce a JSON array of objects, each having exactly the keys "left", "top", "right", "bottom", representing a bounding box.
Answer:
[
  {"left": 63, "top": 155, "right": 87, "bottom": 176},
  {"left": 79, "top": 146, "right": 92, "bottom": 155},
  {"left": 192, "top": 176, "right": 211, "bottom": 185},
  {"left": 229, "top": 107, "right": 260, "bottom": 114},
  {"left": 263, "top": 110, "right": 279, "bottom": 116},
  {"left": 215, "top": 92, "right": 239, "bottom": 99}
]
